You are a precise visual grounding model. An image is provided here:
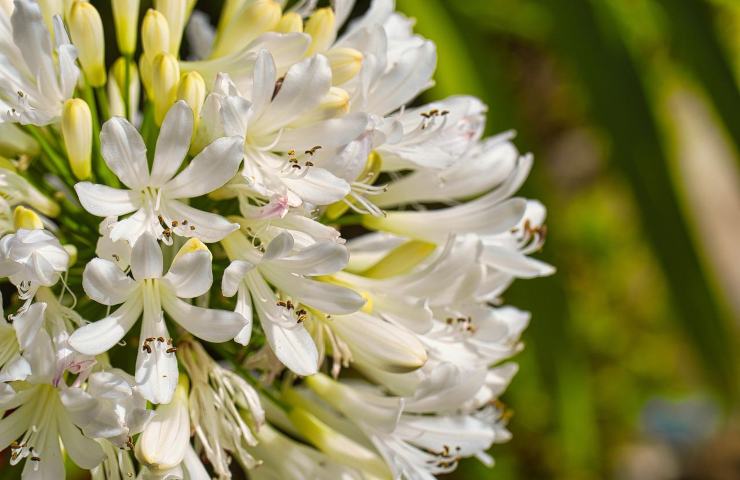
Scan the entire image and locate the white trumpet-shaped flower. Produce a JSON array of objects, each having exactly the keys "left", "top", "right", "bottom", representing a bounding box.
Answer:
[
  {"left": 0, "top": 0, "right": 79, "bottom": 125},
  {"left": 0, "top": 229, "right": 69, "bottom": 300},
  {"left": 75, "top": 101, "right": 243, "bottom": 244},
  {"left": 69, "top": 234, "right": 247, "bottom": 404}
]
